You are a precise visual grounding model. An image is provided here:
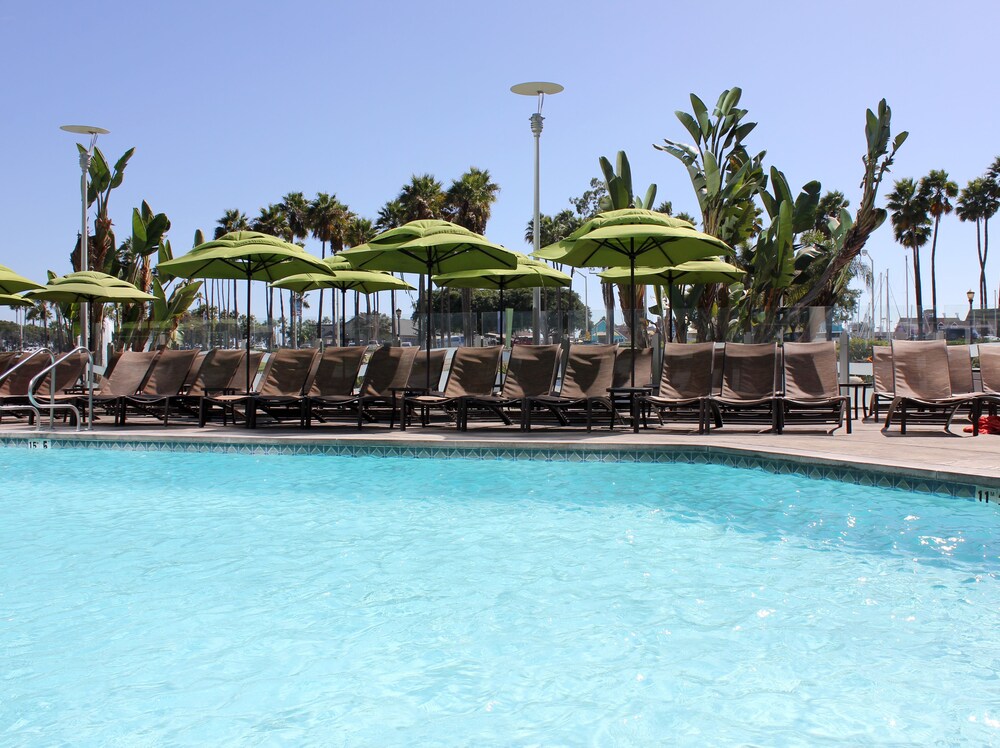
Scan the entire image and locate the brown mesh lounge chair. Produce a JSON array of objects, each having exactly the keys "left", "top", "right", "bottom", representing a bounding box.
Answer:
[
  {"left": 402, "top": 346, "right": 503, "bottom": 429},
  {"left": 612, "top": 347, "right": 653, "bottom": 388},
  {"left": 227, "top": 350, "right": 265, "bottom": 394},
  {"left": 286, "top": 346, "right": 366, "bottom": 425},
  {"left": 0, "top": 353, "right": 49, "bottom": 423},
  {"left": 522, "top": 344, "right": 618, "bottom": 431},
  {"left": 201, "top": 348, "right": 318, "bottom": 428},
  {"left": 81, "top": 350, "right": 160, "bottom": 425},
  {"left": 642, "top": 342, "right": 716, "bottom": 432},
  {"left": 119, "top": 349, "right": 202, "bottom": 426},
  {"left": 2, "top": 351, "right": 89, "bottom": 425},
  {"left": 406, "top": 348, "right": 447, "bottom": 393},
  {"left": 706, "top": 342, "right": 780, "bottom": 432},
  {"left": 883, "top": 339, "right": 977, "bottom": 434},
  {"left": 307, "top": 345, "right": 418, "bottom": 428},
  {"left": 947, "top": 345, "right": 975, "bottom": 396},
  {"left": 459, "top": 344, "right": 561, "bottom": 430},
  {"left": 0, "top": 352, "right": 20, "bottom": 377},
  {"left": 776, "top": 341, "right": 850, "bottom": 434},
  {"left": 868, "top": 346, "right": 893, "bottom": 421},
  {"left": 972, "top": 344, "right": 1000, "bottom": 422},
  {"left": 168, "top": 349, "right": 246, "bottom": 421}
]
